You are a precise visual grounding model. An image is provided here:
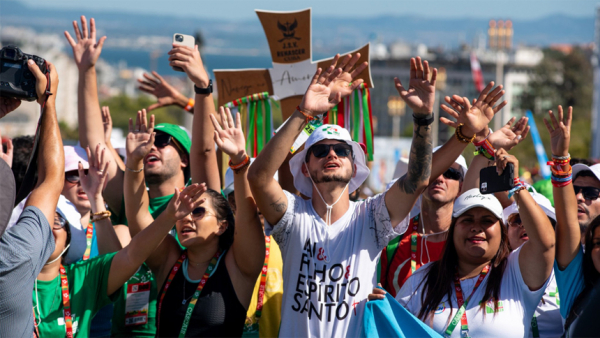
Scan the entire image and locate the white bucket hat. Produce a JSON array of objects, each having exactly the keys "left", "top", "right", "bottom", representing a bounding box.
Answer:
[
  {"left": 453, "top": 188, "right": 503, "bottom": 220},
  {"left": 572, "top": 163, "right": 600, "bottom": 183},
  {"left": 502, "top": 188, "right": 556, "bottom": 225},
  {"left": 289, "top": 124, "right": 370, "bottom": 198}
]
